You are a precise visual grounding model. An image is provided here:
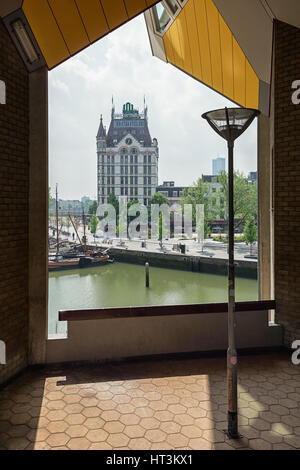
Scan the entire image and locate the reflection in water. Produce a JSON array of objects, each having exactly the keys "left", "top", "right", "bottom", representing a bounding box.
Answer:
[{"left": 48, "top": 262, "right": 258, "bottom": 335}]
